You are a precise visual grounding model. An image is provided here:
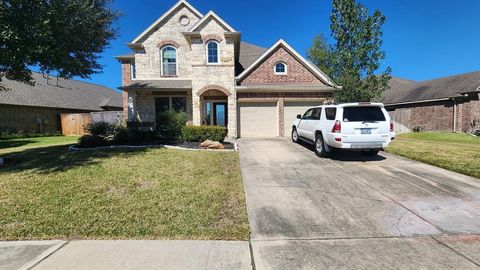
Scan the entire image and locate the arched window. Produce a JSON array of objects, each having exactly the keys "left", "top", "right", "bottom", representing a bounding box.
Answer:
[
  {"left": 161, "top": 46, "right": 177, "bottom": 76},
  {"left": 274, "top": 62, "right": 287, "bottom": 75},
  {"left": 207, "top": 41, "right": 219, "bottom": 64}
]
